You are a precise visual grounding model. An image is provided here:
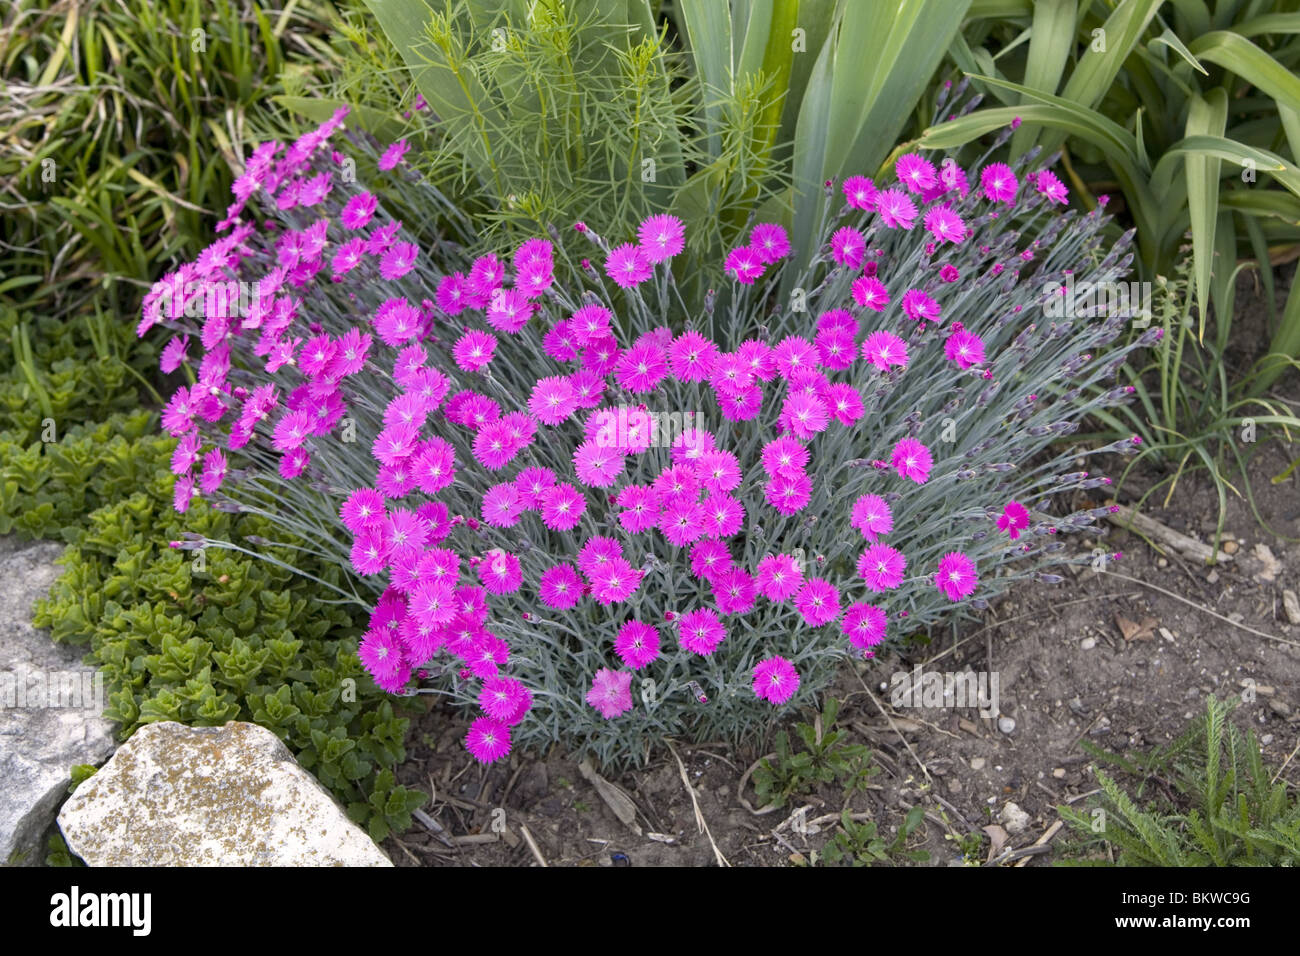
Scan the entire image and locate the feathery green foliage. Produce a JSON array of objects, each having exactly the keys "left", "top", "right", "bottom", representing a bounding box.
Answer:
[{"left": 1059, "top": 696, "right": 1300, "bottom": 866}]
